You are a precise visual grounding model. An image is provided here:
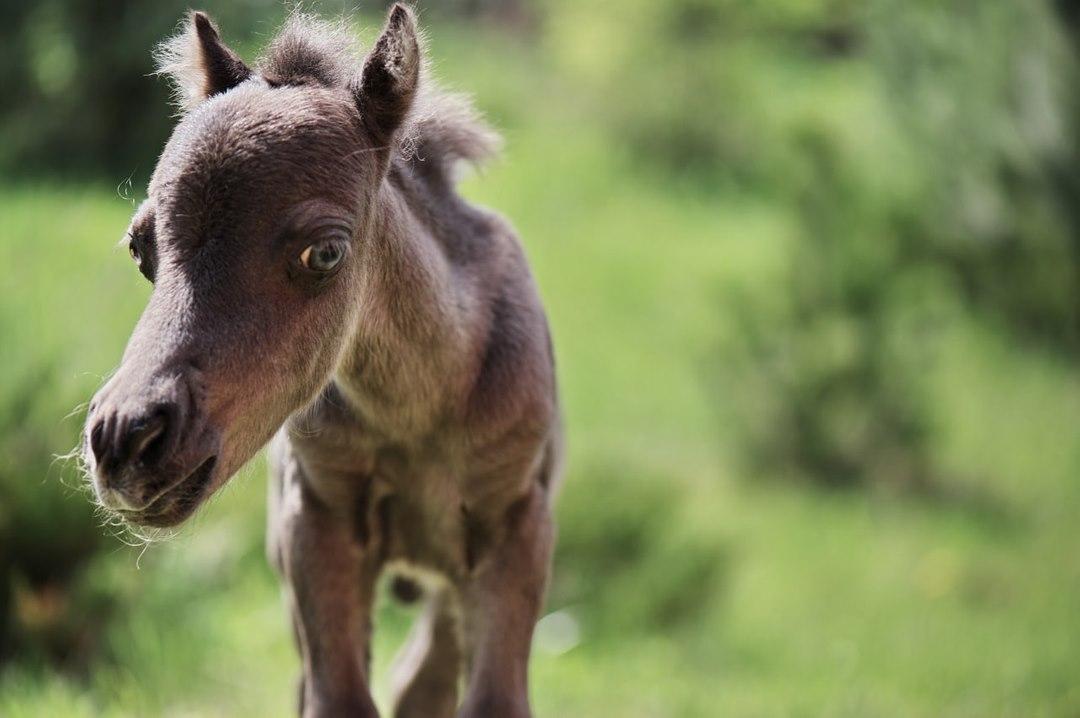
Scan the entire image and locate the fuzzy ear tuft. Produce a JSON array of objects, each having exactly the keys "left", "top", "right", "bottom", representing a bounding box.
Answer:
[
  {"left": 354, "top": 4, "right": 421, "bottom": 144},
  {"left": 155, "top": 11, "right": 252, "bottom": 112}
]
